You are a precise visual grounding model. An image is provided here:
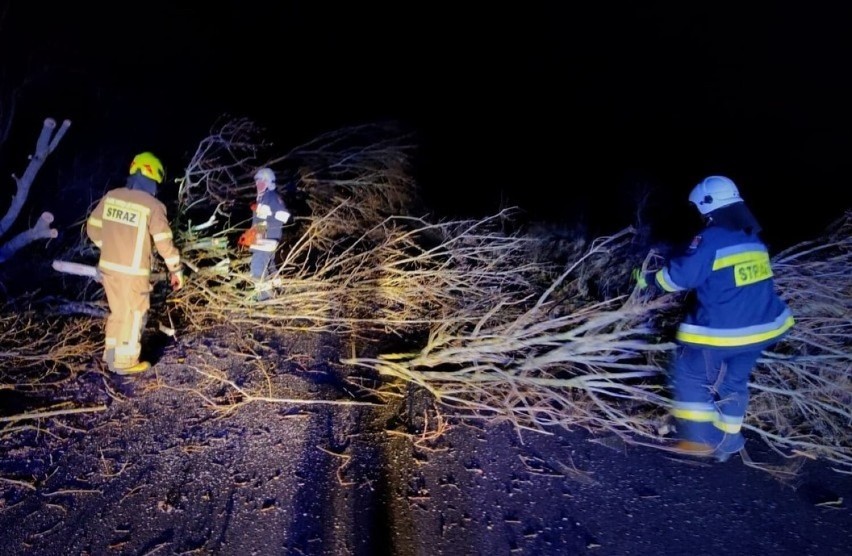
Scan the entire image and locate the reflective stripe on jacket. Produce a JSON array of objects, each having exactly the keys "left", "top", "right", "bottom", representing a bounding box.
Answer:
[
  {"left": 252, "top": 189, "right": 290, "bottom": 242},
  {"left": 86, "top": 187, "right": 181, "bottom": 276},
  {"left": 654, "top": 226, "right": 794, "bottom": 350}
]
